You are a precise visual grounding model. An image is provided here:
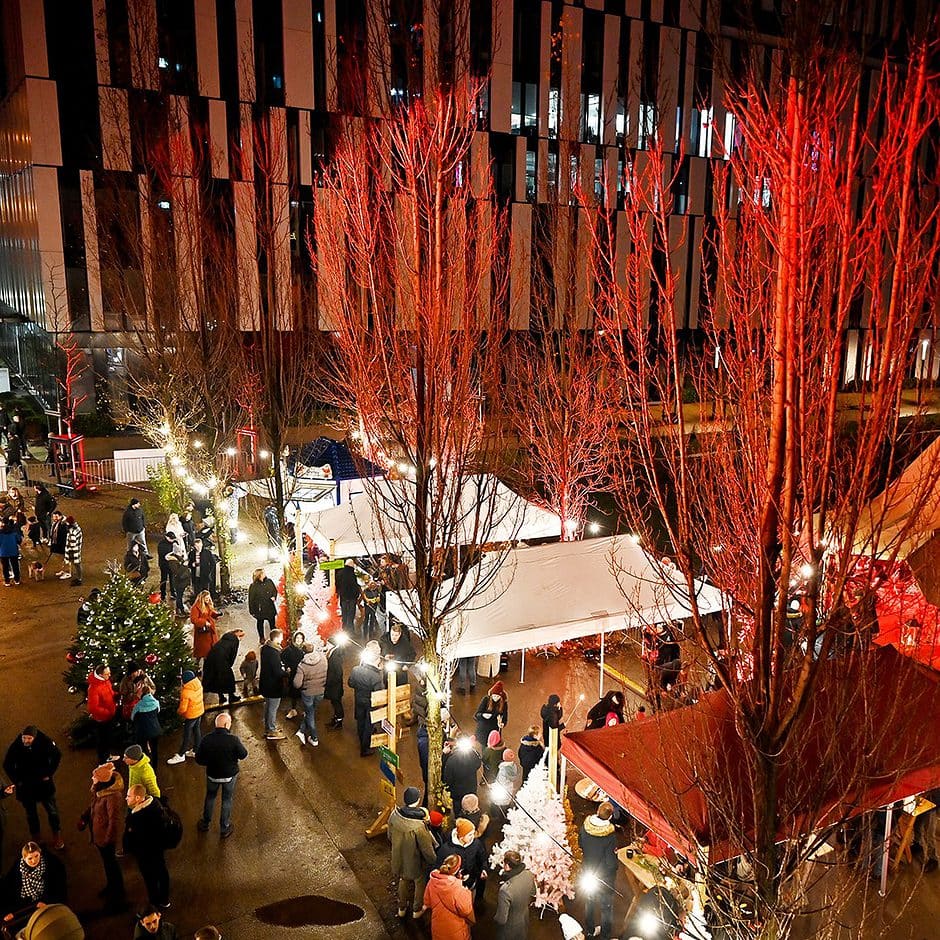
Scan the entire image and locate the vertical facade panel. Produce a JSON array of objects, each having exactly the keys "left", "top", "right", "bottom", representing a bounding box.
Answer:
[
  {"left": 128, "top": 0, "right": 160, "bottom": 90},
  {"left": 510, "top": 202, "right": 532, "bottom": 330},
  {"left": 282, "top": 0, "right": 314, "bottom": 109},
  {"left": 236, "top": 0, "right": 256, "bottom": 102},
  {"left": 322, "top": 0, "right": 337, "bottom": 110},
  {"left": 490, "top": 0, "right": 513, "bottom": 133},
  {"left": 559, "top": 7, "right": 582, "bottom": 143},
  {"left": 195, "top": 0, "right": 221, "bottom": 98},
  {"left": 18, "top": 0, "right": 48, "bottom": 77},
  {"left": 25, "top": 78, "right": 61, "bottom": 167},
  {"left": 537, "top": 2, "right": 551, "bottom": 138},
  {"left": 298, "top": 109, "right": 312, "bottom": 185},
  {"left": 233, "top": 179, "right": 260, "bottom": 329},
  {"left": 601, "top": 15, "right": 620, "bottom": 147},
  {"left": 625, "top": 19, "right": 643, "bottom": 149},
  {"left": 79, "top": 169, "right": 104, "bottom": 332},
  {"left": 100, "top": 87, "right": 132, "bottom": 172},
  {"left": 659, "top": 27, "right": 680, "bottom": 153},
  {"left": 208, "top": 98, "right": 230, "bottom": 178},
  {"left": 92, "top": 0, "right": 110, "bottom": 85}
]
